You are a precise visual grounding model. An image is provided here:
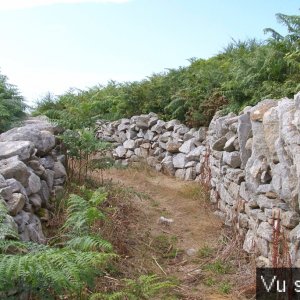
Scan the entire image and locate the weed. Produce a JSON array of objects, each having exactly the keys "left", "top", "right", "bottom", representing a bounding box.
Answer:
[
  {"left": 203, "top": 276, "right": 216, "bottom": 287},
  {"left": 219, "top": 281, "right": 232, "bottom": 294},
  {"left": 204, "top": 259, "right": 231, "bottom": 274},
  {"left": 198, "top": 245, "right": 214, "bottom": 258}
]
